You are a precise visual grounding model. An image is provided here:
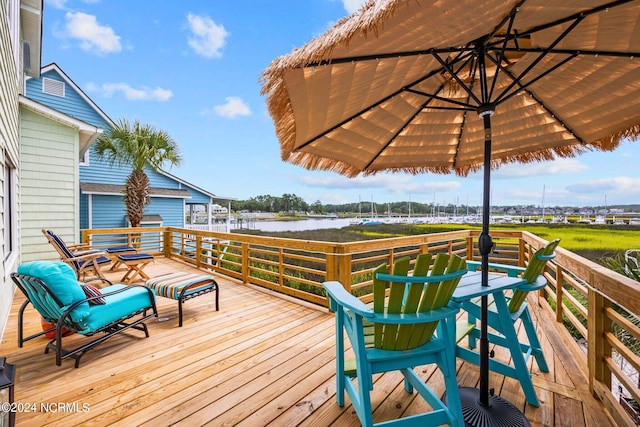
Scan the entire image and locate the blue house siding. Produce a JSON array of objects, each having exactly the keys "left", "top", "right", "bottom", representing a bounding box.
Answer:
[
  {"left": 184, "top": 187, "right": 212, "bottom": 204},
  {"left": 79, "top": 191, "right": 89, "bottom": 229},
  {"left": 89, "top": 194, "right": 128, "bottom": 228},
  {"left": 86, "top": 195, "right": 185, "bottom": 228},
  {"left": 79, "top": 151, "right": 181, "bottom": 188},
  {"left": 26, "top": 71, "right": 111, "bottom": 130},
  {"left": 146, "top": 197, "right": 184, "bottom": 226}
]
